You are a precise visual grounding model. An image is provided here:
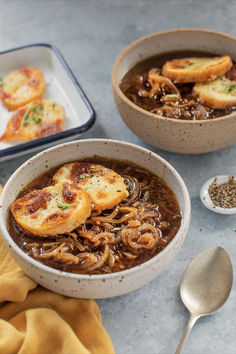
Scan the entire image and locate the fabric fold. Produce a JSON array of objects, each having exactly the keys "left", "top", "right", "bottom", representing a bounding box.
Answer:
[{"left": 0, "top": 186, "right": 114, "bottom": 354}]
